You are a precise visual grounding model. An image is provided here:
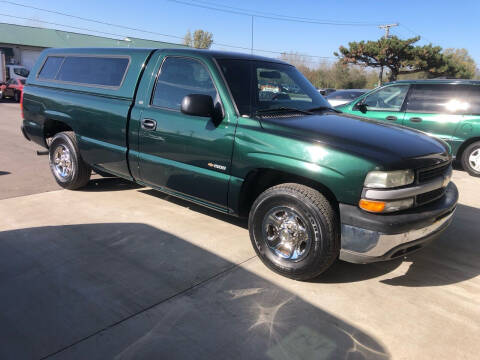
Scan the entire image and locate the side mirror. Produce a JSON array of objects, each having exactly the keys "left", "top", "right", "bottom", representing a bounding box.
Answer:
[
  {"left": 181, "top": 94, "right": 214, "bottom": 118},
  {"left": 355, "top": 102, "right": 368, "bottom": 114}
]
